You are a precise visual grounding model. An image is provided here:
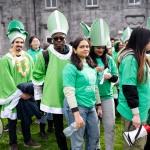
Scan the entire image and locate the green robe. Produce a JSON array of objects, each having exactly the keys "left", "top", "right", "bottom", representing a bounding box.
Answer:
[
  {"left": 0, "top": 51, "right": 34, "bottom": 119},
  {"left": 32, "top": 44, "right": 72, "bottom": 114}
]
